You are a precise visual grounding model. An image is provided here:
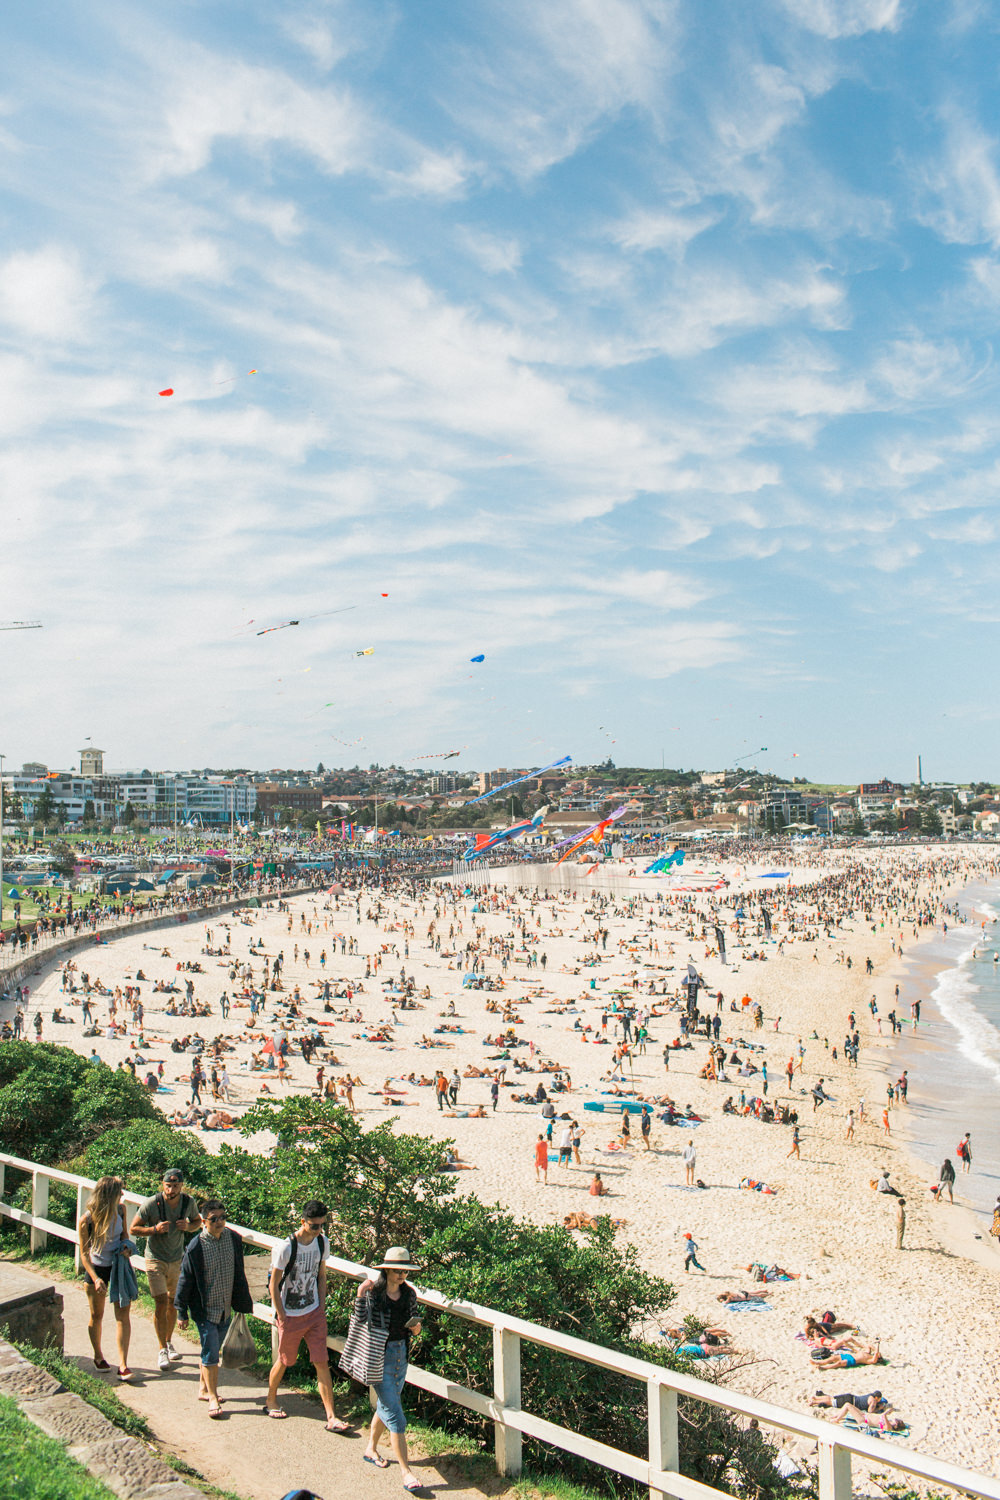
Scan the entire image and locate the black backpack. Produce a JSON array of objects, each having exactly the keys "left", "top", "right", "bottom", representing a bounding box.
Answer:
[
  {"left": 278, "top": 1233, "right": 326, "bottom": 1293},
  {"left": 155, "top": 1192, "right": 195, "bottom": 1229}
]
